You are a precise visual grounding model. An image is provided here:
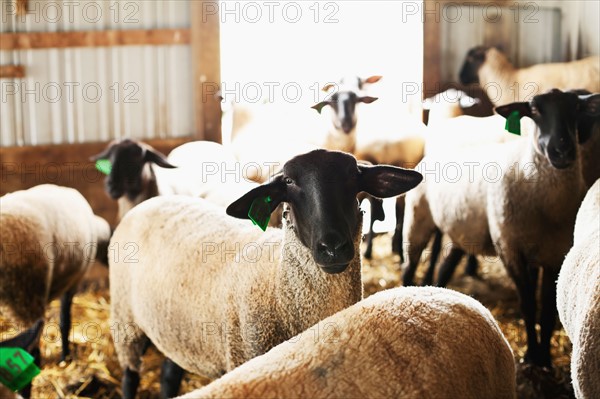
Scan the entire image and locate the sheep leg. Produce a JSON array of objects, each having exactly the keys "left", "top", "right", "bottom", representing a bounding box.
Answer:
[
  {"left": 160, "top": 358, "right": 186, "bottom": 399},
  {"left": 422, "top": 229, "right": 442, "bottom": 286},
  {"left": 123, "top": 368, "right": 141, "bottom": 399},
  {"left": 363, "top": 215, "right": 376, "bottom": 259},
  {"left": 510, "top": 263, "right": 541, "bottom": 365},
  {"left": 392, "top": 197, "right": 406, "bottom": 262},
  {"left": 436, "top": 247, "right": 465, "bottom": 287},
  {"left": 60, "top": 288, "right": 76, "bottom": 361},
  {"left": 402, "top": 227, "right": 435, "bottom": 287},
  {"left": 539, "top": 268, "right": 558, "bottom": 368},
  {"left": 464, "top": 255, "right": 479, "bottom": 277},
  {"left": 115, "top": 325, "right": 150, "bottom": 399}
]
